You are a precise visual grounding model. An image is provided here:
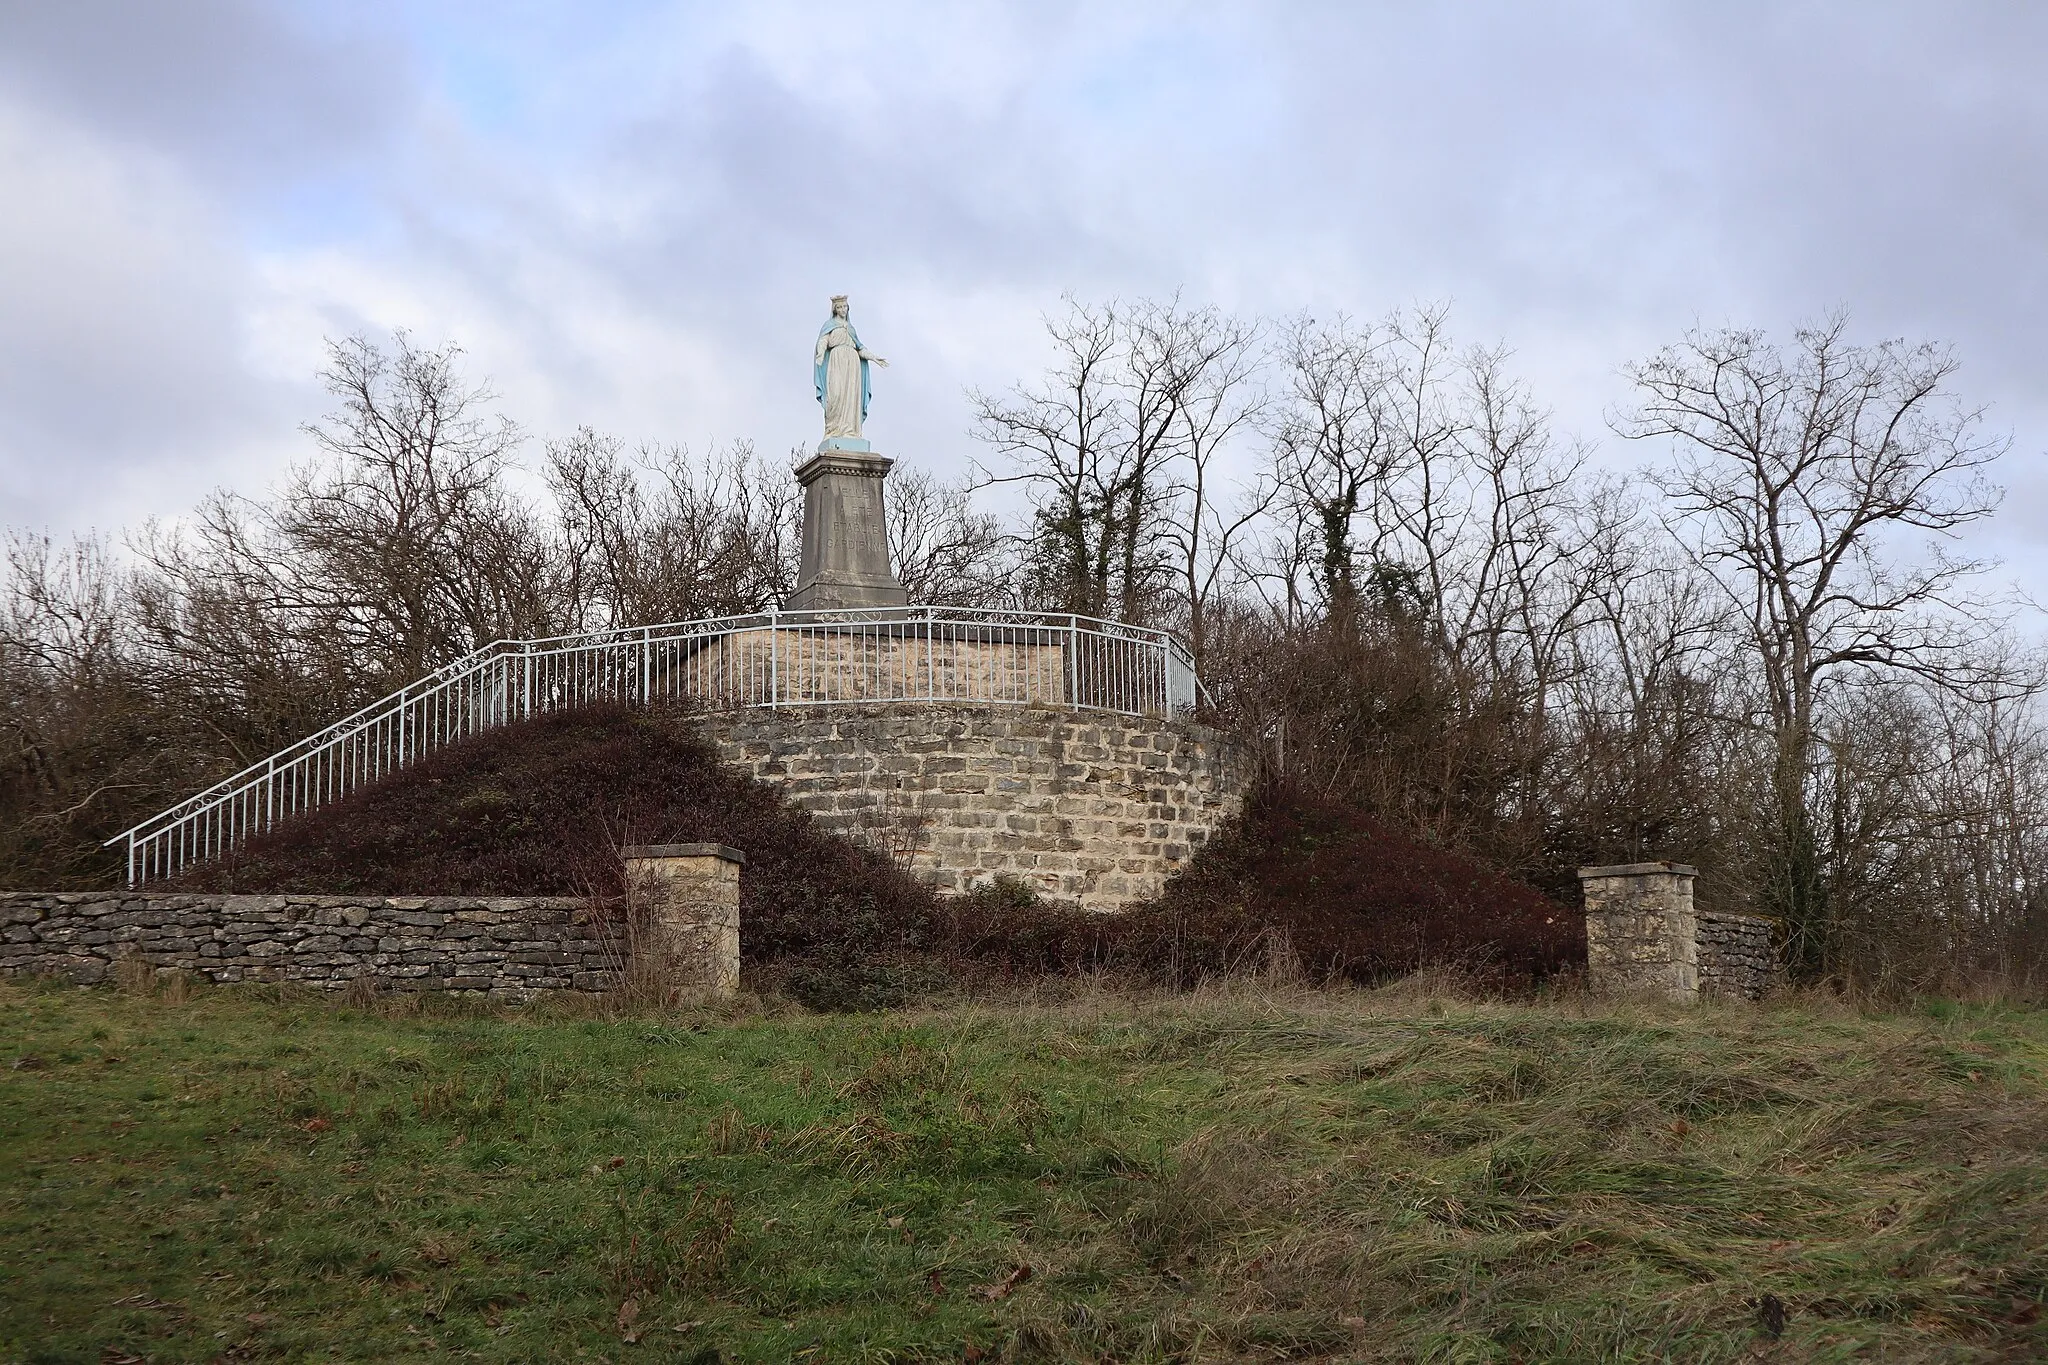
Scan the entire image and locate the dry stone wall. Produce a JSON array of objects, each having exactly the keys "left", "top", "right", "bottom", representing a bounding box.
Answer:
[
  {"left": 699, "top": 704, "right": 1247, "bottom": 910},
  {"left": 1580, "top": 862, "right": 1781, "bottom": 1002},
  {"left": 0, "top": 892, "right": 620, "bottom": 998},
  {"left": 1696, "top": 909, "right": 1780, "bottom": 1000}
]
